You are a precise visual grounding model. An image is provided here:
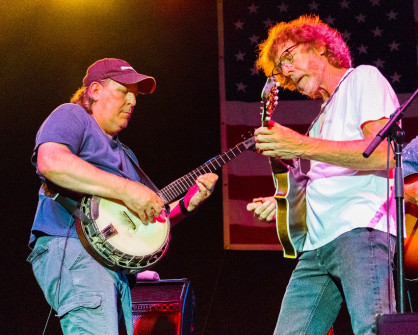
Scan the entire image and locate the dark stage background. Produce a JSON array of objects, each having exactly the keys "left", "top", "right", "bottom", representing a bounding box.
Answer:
[{"left": 1, "top": 1, "right": 417, "bottom": 334}]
